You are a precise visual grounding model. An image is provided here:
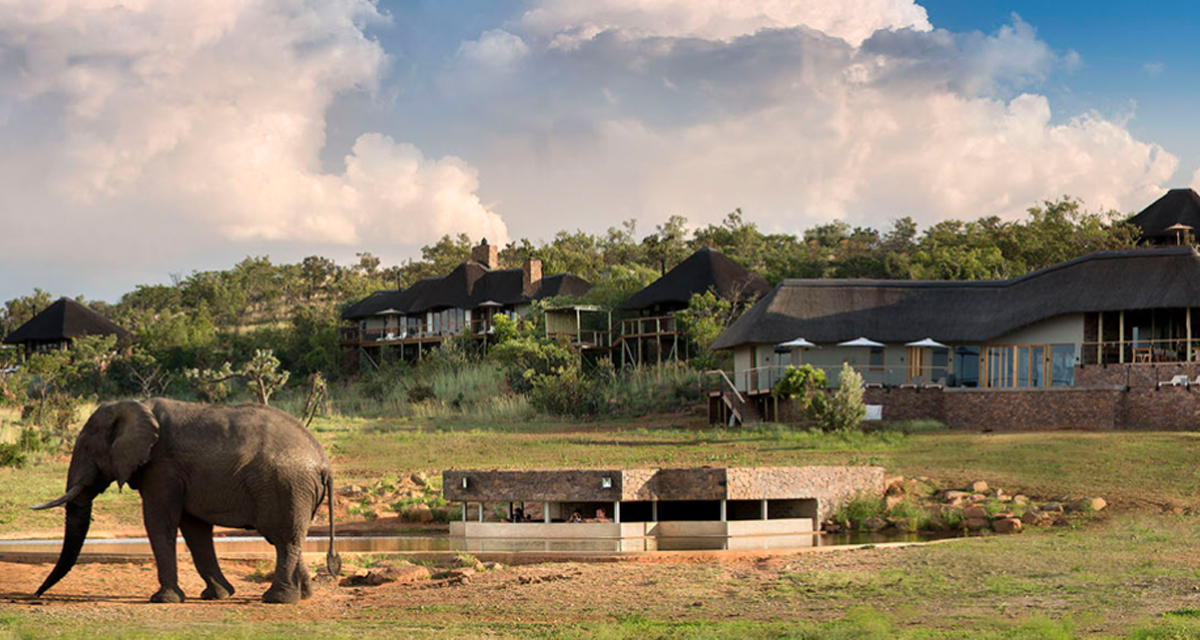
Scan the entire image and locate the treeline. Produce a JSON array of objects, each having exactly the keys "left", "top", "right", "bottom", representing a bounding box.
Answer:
[{"left": 0, "top": 196, "right": 1137, "bottom": 383}]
